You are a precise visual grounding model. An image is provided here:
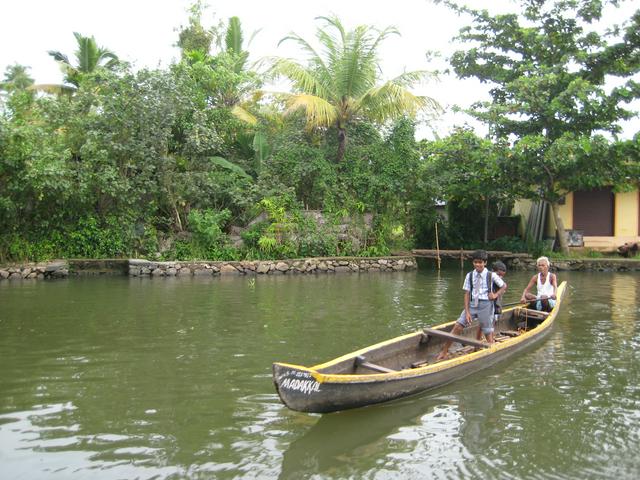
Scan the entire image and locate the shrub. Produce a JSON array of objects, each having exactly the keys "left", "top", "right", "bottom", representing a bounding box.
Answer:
[{"left": 187, "top": 208, "right": 231, "bottom": 259}]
